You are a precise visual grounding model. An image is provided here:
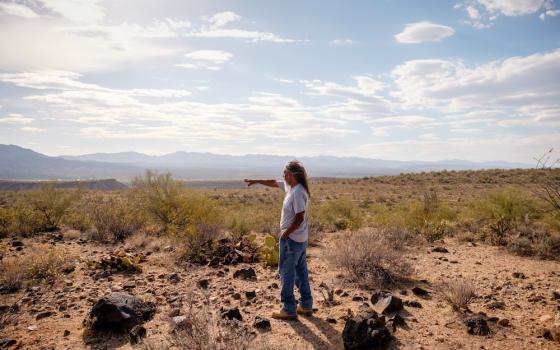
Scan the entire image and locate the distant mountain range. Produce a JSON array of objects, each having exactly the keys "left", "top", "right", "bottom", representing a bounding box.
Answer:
[{"left": 0, "top": 144, "right": 533, "bottom": 181}]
